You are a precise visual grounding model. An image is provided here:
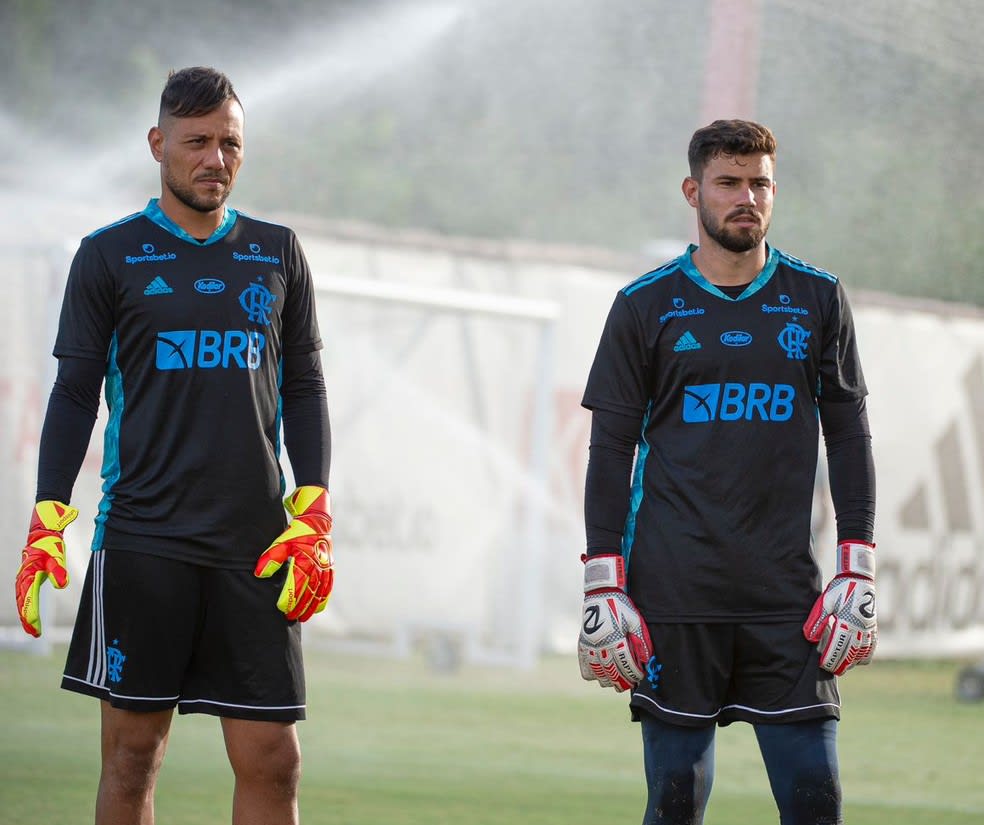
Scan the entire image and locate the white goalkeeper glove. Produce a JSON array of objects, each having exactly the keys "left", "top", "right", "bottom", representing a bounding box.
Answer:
[
  {"left": 803, "top": 541, "right": 877, "bottom": 675},
  {"left": 577, "top": 553, "right": 653, "bottom": 692}
]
